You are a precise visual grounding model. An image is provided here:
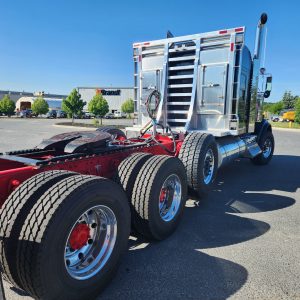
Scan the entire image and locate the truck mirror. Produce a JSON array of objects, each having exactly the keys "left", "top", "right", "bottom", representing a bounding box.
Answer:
[{"left": 264, "top": 75, "right": 272, "bottom": 98}]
